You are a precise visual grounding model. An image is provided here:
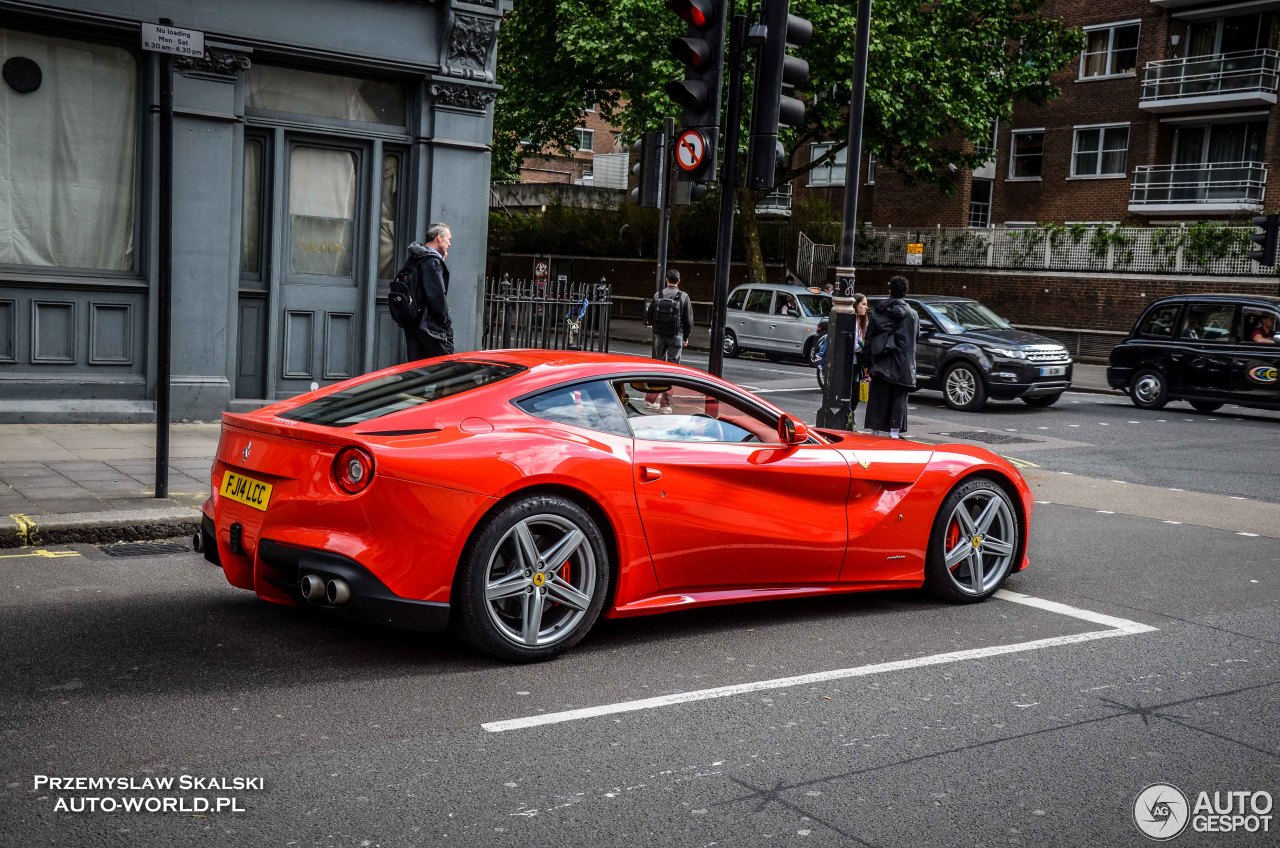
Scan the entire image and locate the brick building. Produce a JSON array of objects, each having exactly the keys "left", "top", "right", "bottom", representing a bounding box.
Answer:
[
  {"left": 801, "top": 0, "right": 1280, "bottom": 229},
  {"left": 516, "top": 108, "right": 627, "bottom": 188}
]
